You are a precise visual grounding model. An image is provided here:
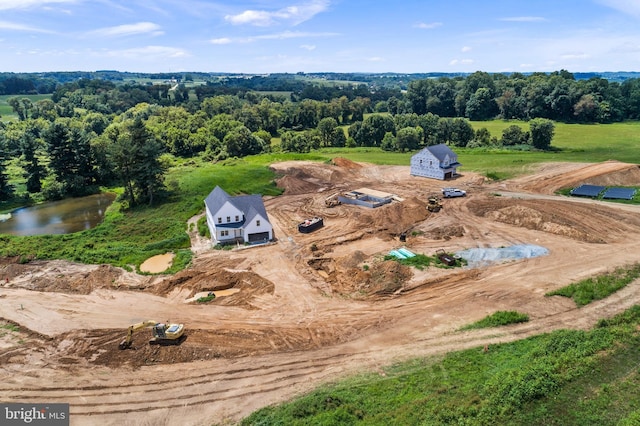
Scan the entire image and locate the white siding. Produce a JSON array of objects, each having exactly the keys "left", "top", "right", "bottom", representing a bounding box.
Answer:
[
  {"left": 242, "top": 213, "right": 273, "bottom": 243},
  {"left": 410, "top": 150, "right": 445, "bottom": 180}
]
